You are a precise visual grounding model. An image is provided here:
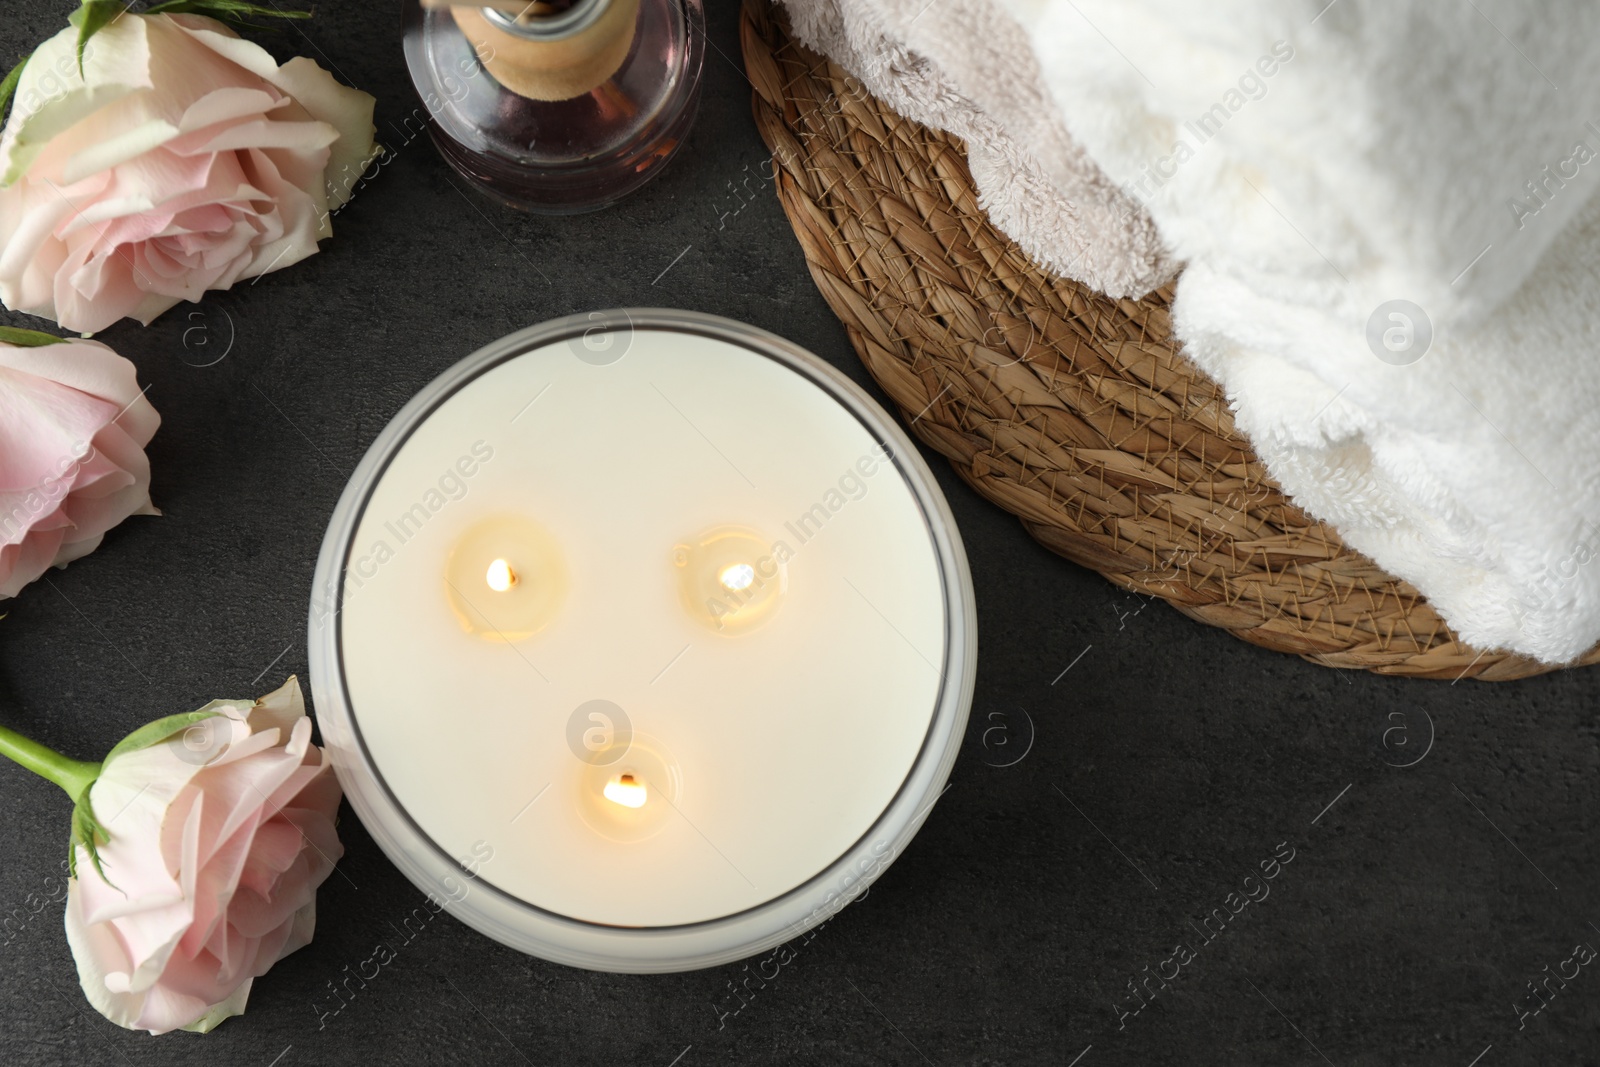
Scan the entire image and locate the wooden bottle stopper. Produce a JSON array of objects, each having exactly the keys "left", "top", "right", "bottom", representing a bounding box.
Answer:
[{"left": 437, "top": 0, "right": 642, "bottom": 102}]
